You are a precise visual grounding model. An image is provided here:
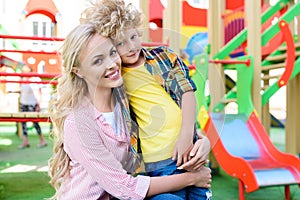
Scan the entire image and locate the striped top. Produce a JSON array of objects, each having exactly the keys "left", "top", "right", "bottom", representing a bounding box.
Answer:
[{"left": 59, "top": 96, "right": 150, "bottom": 200}]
